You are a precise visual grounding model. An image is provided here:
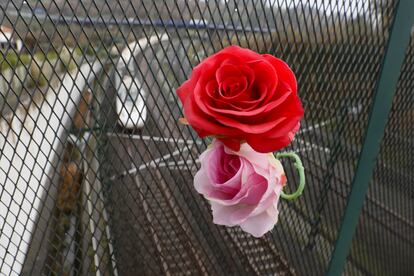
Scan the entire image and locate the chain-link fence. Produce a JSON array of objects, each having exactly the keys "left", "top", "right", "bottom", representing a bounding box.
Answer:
[{"left": 0, "top": 0, "right": 413, "bottom": 275}]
